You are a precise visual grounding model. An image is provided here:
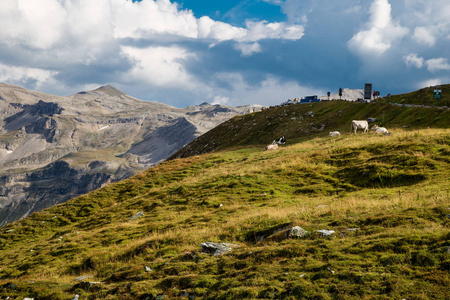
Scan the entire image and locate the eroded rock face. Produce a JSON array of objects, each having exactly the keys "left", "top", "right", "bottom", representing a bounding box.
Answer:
[{"left": 0, "top": 83, "right": 262, "bottom": 227}]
